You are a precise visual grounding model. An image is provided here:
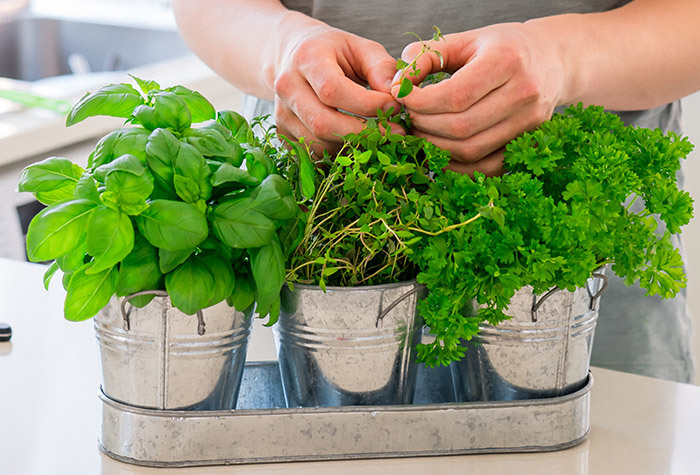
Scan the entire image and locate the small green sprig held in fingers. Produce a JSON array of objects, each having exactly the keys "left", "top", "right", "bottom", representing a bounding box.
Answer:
[{"left": 394, "top": 25, "right": 445, "bottom": 98}]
